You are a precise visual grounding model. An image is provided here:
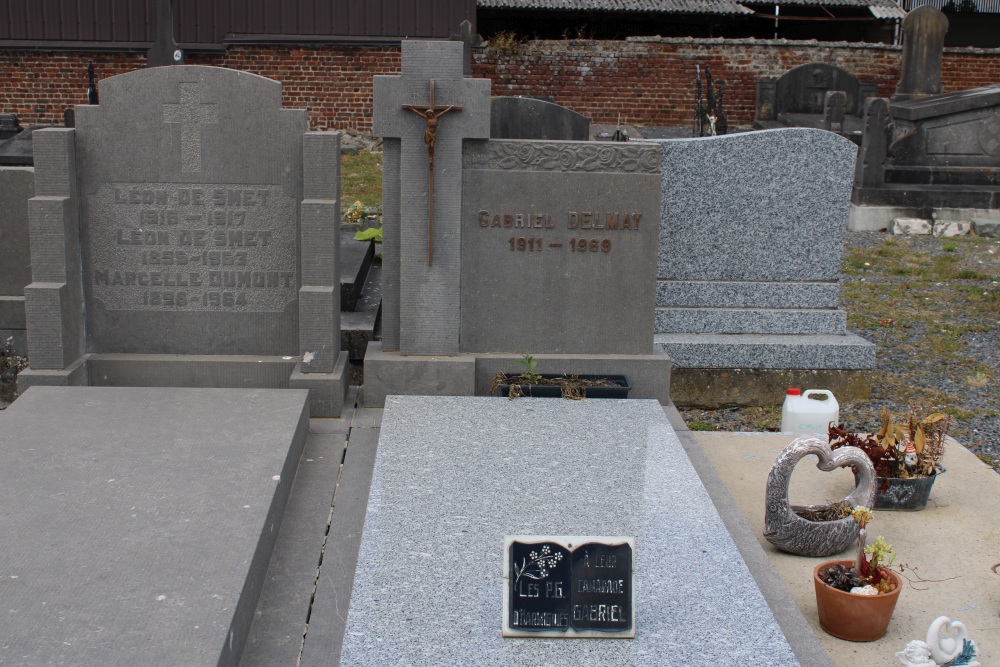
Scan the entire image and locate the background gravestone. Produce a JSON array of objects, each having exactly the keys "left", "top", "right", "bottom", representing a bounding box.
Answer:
[
  {"left": 894, "top": 6, "right": 949, "bottom": 103},
  {"left": 647, "top": 128, "right": 875, "bottom": 406},
  {"left": 0, "top": 167, "right": 33, "bottom": 355},
  {"left": 17, "top": 66, "right": 348, "bottom": 416},
  {"left": 490, "top": 97, "right": 590, "bottom": 141}
]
